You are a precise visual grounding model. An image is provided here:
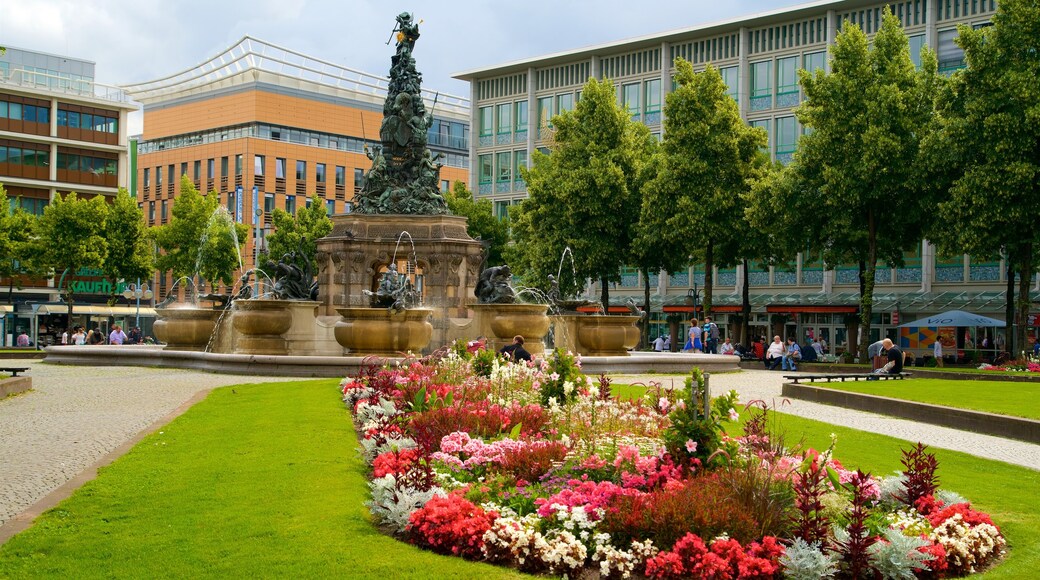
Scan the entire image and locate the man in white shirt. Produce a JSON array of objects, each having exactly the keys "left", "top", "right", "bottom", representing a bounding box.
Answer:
[
  {"left": 933, "top": 340, "right": 943, "bottom": 367},
  {"left": 766, "top": 336, "right": 785, "bottom": 370},
  {"left": 719, "top": 337, "right": 736, "bottom": 355},
  {"left": 61, "top": 329, "right": 69, "bottom": 345},
  {"left": 652, "top": 335, "right": 666, "bottom": 351}
]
